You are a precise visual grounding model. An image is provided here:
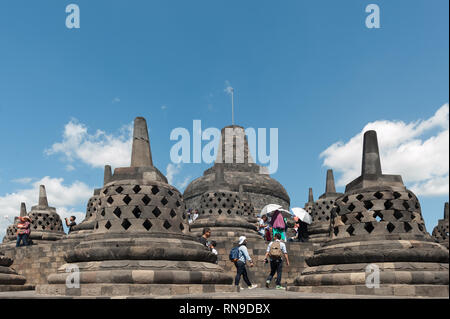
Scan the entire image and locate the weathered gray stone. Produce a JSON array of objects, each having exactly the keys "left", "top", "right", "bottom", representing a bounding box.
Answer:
[
  {"left": 66, "top": 165, "right": 113, "bottom": 240},
  {"left": 12, "top": 185, "right": 65, "bottom": 243},
  {"left": 432, "top": 202, "right": 449, "bottom": 249},
  {"left": 190, "top": 163, "right": 260, "bottom": 241},
  {"left": 2, "top": 203, "right": 27, "bottom": 243},
  {"left": 0, "top": 251, "right": 33, "bottom": 291},
  {"left": 183, "top": 125, "right": 290, "bottom": 213},
  {"left": 308, "top": 170, "right": 343, "bottom": 243},
  {"left": 292, "top": 130, "right": 449, "bottom": 297},
  {"left": 38, "top": 117, "right": 233, "bottom": 296}
]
